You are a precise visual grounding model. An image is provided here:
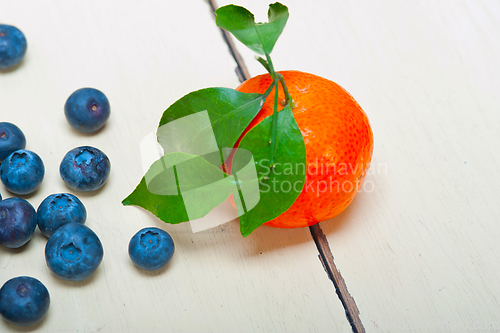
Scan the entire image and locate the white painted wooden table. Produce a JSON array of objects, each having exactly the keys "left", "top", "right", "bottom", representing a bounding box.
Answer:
[{"left": 1, "top": 0, "right": 499, "bottom": 332}]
